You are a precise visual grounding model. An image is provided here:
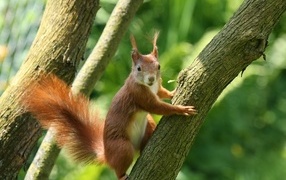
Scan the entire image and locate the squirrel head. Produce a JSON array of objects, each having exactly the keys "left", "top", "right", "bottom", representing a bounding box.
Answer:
[{"left": 130, "top": 32, "right": 161, "bottom": 87}]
